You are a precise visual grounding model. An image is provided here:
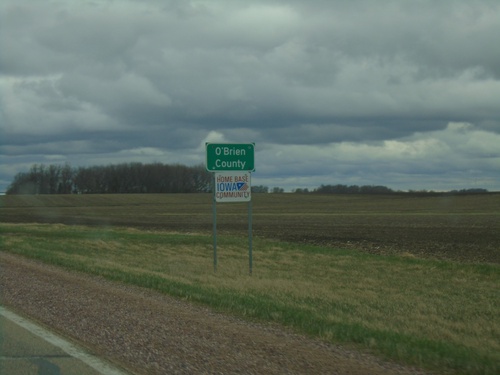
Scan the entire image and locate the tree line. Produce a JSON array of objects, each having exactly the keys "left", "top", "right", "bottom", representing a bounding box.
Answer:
[
  {"left": 6, "top": 163, "right": 212, "bottom": 194},
  {"left": 291, "top": 185, "right": 488, "bottom": 195},
  {"left": 6, "top": 163, "right": 490, "bottom": 195},
  {"left": 311, "top": 184, "right": 395, "bottom": 194}
]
